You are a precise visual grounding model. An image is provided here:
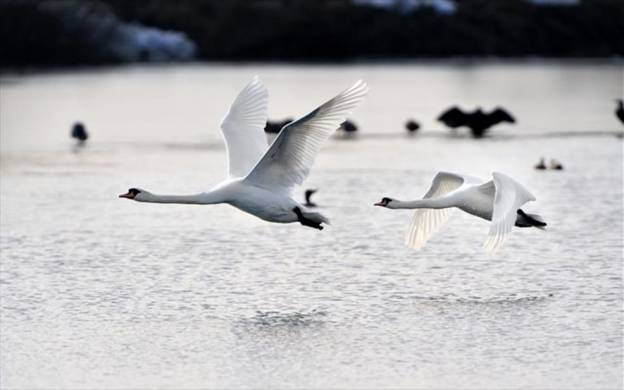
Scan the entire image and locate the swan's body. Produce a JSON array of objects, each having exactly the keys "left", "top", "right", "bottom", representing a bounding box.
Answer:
[
  {"left": 375, "top": 172, "right": 546, "bottom": 252},
  {"left": 120, "top": 77, "right": 368, "bottom": 229},
  {"left": 128, "top": 179, "right": 300, "bottom": 223}
]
